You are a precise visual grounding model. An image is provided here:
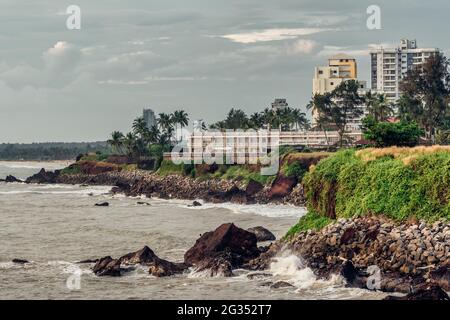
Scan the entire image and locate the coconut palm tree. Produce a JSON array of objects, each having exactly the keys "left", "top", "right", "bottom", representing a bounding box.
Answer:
[
  {"left": 172, "top": 110, "right": 189, "bottom": 142},
  {"left": 249, "top": 112, "right": 264, "bottom": 129},
  {"left": 107, "top": 131, "right": 124, "bottom": 154},
  {"left": 123, "top": 132, "right": 137, "bottom": 157},
  {"left": 292, "top": 109, "right": 309, "bottom": 131},
  {"left": 261, "top": 108, "right": 275, "bottom": 130},
  {"left": 132, "top": 117, "right": 149, "bottom": 139},
  {"left": 157, "top": 113, "right": 174, "bottom": 142}
]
